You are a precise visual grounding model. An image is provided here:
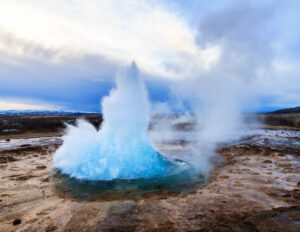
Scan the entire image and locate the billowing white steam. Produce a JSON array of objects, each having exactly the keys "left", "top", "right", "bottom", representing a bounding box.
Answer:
[{"left": 54, "top": 62, "right": 170, "bottom": 180}]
